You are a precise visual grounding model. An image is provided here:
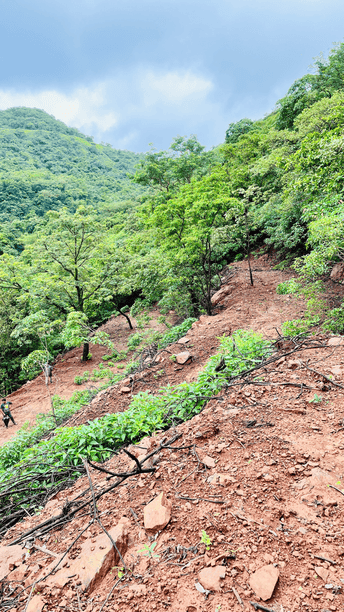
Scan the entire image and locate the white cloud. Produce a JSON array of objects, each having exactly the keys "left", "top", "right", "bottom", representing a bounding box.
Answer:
[
  {"left": 0, "top": 70, "right": 218, "bottom": 149},
  {"left": 0, "top": 84, "right": 118, "bottom": 133},
  {"left": 142, "top": 71, "right": 213, "bottom": 105}
]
